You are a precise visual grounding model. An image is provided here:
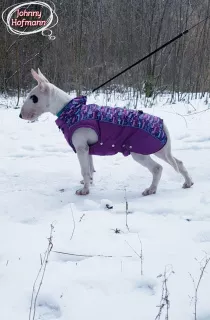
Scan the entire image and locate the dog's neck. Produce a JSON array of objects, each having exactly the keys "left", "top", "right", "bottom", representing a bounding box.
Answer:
[{"left": 49, "top": 84, "right": 72, "bottom": 116}]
